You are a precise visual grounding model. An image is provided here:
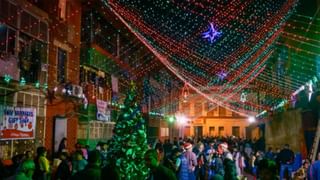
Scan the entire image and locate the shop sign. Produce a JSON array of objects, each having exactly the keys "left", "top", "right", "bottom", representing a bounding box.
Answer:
[{"left": 0, "top": 106, "right": 36, "bottom": 140}]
